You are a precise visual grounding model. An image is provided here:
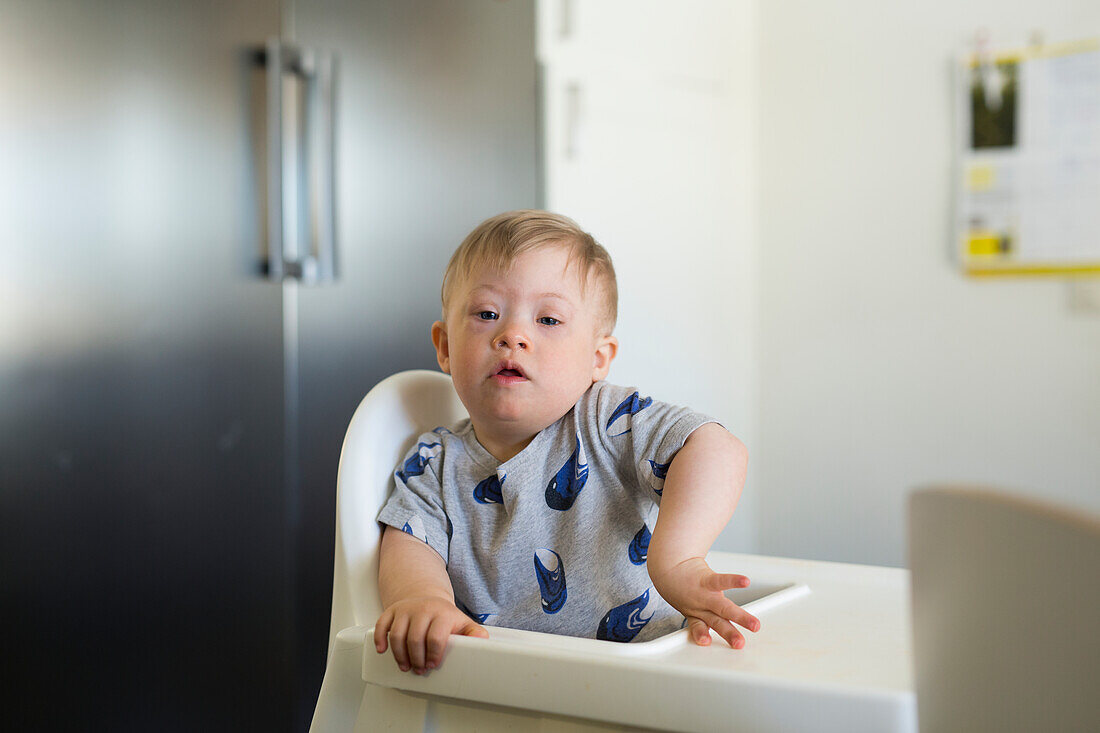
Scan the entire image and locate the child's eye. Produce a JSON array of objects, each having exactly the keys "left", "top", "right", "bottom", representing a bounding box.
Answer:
[
  {"left": 476, "top": 311, "right": 498, "bottom": 321},
  {"left": 538, "top": 316, "right": 561, "bottom": 326}
]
